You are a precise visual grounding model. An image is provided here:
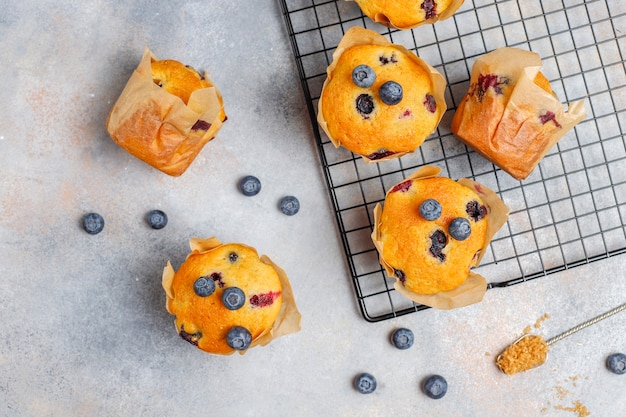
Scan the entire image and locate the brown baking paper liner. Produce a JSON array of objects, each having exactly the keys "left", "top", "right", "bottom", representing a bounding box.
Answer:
[
  {"left": 162, "top": 237, "right": 301, "bottom": 355},
  {"left": 348, "top": 0, "right": 465, "bottom": 30},
  {"left": 317, "top": 27, "right": 447, "bottom": 163},
  {"left": 451, "top": 47, "right": 587, "bottom": 180},
  {"left": 371, "top": 166, "right": 510, "bottom": 309},
  {"left": 106, "top": 48, "right": 226, "bottom": 177}
]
